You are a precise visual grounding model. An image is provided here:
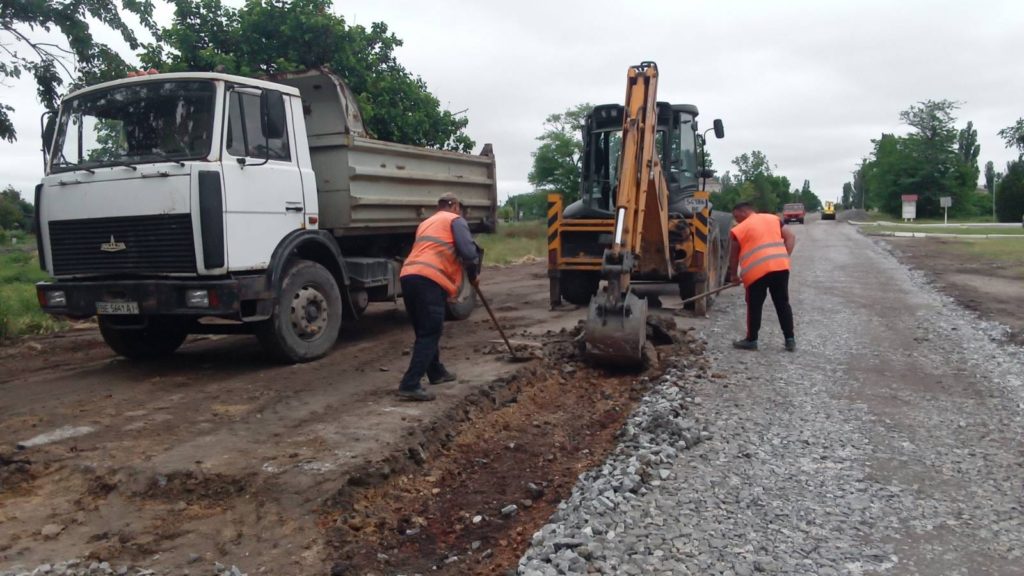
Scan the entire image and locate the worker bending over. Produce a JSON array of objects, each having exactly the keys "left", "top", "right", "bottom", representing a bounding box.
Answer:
[
  {"left": 398, "top": 192, "right": 482, "bottom": 401},
  {"left": 725, "top": 202, "right": 797, "bottom": 352}
]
